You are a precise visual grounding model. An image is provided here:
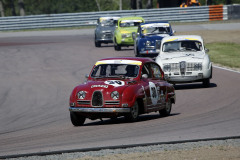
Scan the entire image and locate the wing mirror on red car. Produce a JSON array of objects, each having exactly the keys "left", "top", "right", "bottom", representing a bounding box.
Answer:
[{"left": 142, "top": 74, "right": 148, "bottom": 79}]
